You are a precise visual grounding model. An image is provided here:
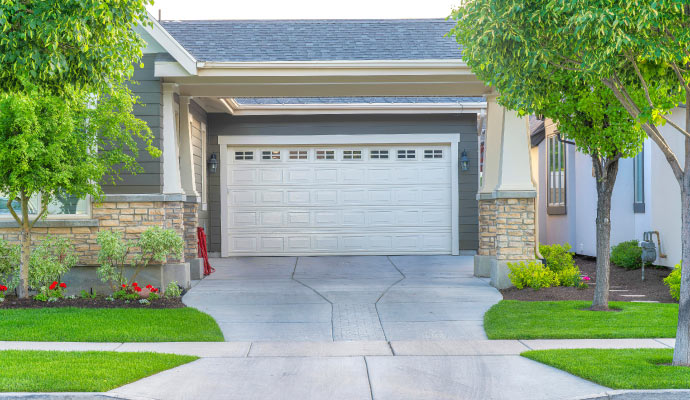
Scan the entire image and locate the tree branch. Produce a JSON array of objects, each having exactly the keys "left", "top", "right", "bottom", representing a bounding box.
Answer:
[
  {"left": 660, "top": 114, "right": 690, "bottom": 139},
  {"left": 6, "top": 198, "right": 21, "bottom": 226},
  {"left": 628, "top": 53, "right": 655, "bottom": 109},
  {"left": 670, "top": 61, "right": 690, "bottom": 94}
]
